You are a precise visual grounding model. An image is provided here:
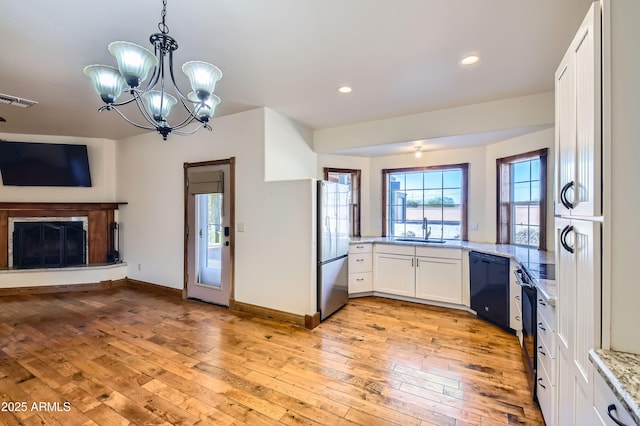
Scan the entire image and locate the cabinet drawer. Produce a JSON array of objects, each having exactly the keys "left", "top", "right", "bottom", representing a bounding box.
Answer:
[
  {"left": 537, "top": 361, "right": 556, "bottom": 426},
  {"left": 537, "top": 336, "right": 555, "bottom": 381},
  {"left": 349, "top": 272, "right": 373, "bottom": 294},
  {"left": 537, "top": 295, "right": 556, "bottom": 331},
  {"left": 510, "top": 292, "right": 522, "bottom": 328},
  {"left": 415, "top": 246, "right": 461, "bottom": 259},
  {"left": 349, "top": 254, "right": 372, "bottom": 273},
  {"left": 375, "top": 243, "right": 415, "bottom": 256},
  {"left": 537, "top": 314, "right": 556, "bottom": 359},
  {"left": 349, "top": 243, "right": 372, "bottom": 254},
  {"left": 593, "top": 372, "right": 635, "bottom": 426}
]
